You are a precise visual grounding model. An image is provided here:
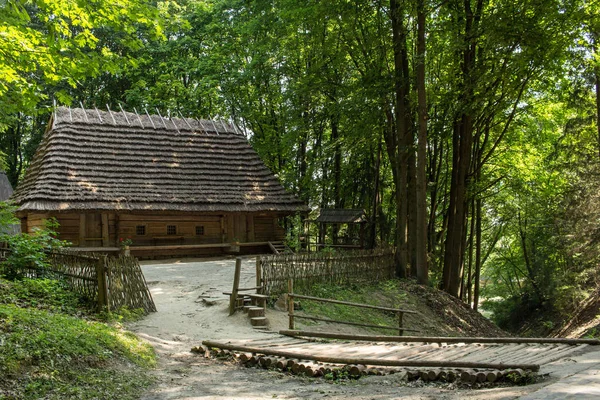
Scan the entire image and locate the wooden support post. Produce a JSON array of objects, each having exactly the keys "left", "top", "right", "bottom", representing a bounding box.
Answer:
[
  {"left": 288, "top": 279, "right": 294, "bottom": 330},
  {"left": 96, "top": 255, "right": 109, "bottom": 312},
  {"left": 79, "top": 214, "right": 86, "bottom": 247},
  {"left": 255, "top": 257, "right": 262, "bottom": 294},
  {"left": 220, "top": 215, "right": 225, "bottom": 243},
  {"left": 101, "top": 213, "right": 109, "bottom": 247},
  {"left": 398, "top": 311, "right": 404, "bottom": 336},
  {"left": 229, "top": 257, "right": 242, "bottom": 315},
  {"left": 114, "top": 214, "right": 120, "bottom": 247}
]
